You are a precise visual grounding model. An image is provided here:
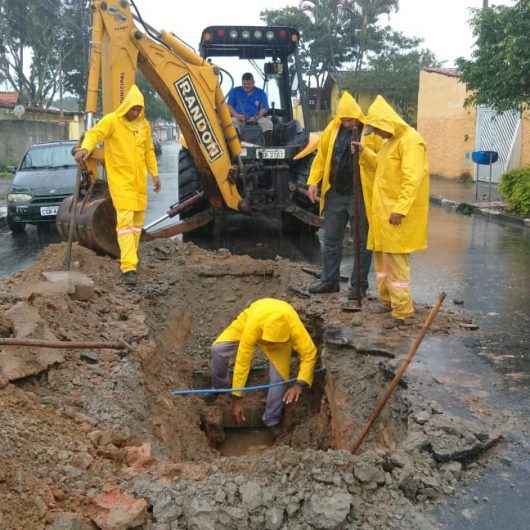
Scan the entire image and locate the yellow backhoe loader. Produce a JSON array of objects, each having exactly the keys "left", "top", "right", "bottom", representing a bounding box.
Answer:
[{"left": 56, "top": 0, "right": 320, "bottom": 257}]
